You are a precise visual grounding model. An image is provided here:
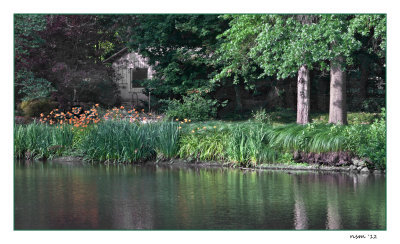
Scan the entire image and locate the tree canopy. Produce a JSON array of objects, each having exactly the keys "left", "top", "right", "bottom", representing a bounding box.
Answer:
[{"left": 214, "top": 14, "right": 385, "bottom": 81}]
